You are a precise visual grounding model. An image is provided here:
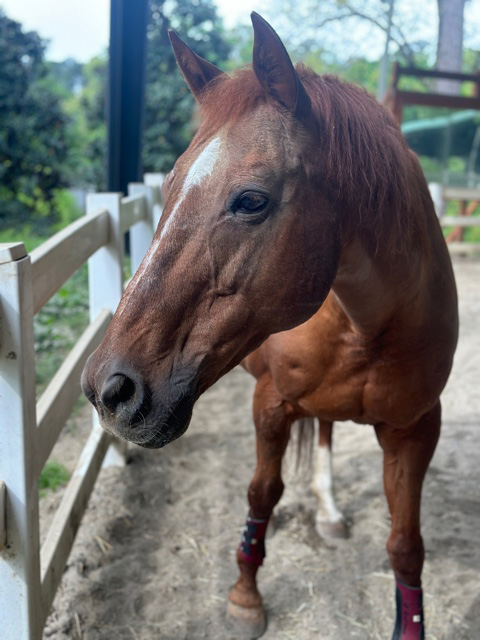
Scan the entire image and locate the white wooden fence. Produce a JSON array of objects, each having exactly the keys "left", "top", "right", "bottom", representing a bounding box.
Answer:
[
  {"left": 430, "top": 184, "right": 480, "bottom": 255},
  {"left": 0, "top": 174, "right": 163, "bottom": 640}
]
